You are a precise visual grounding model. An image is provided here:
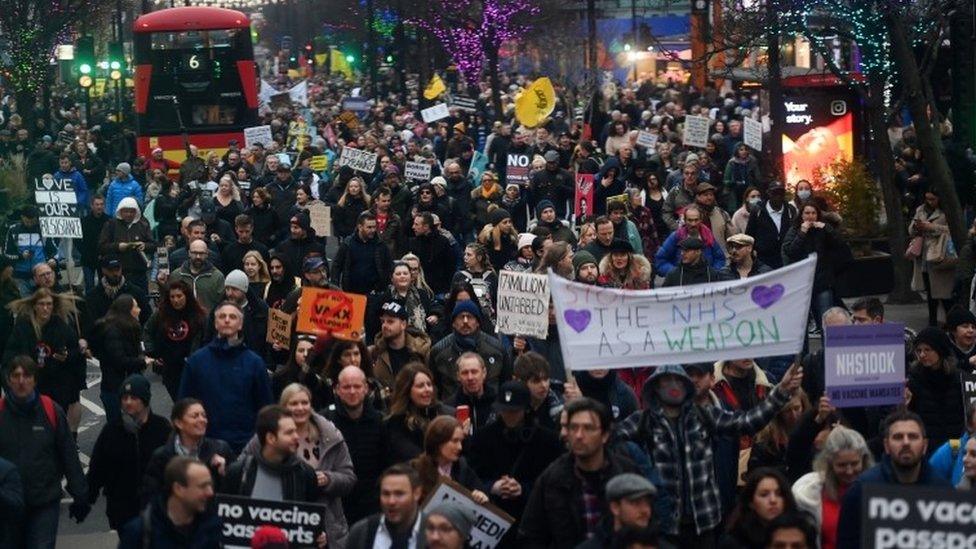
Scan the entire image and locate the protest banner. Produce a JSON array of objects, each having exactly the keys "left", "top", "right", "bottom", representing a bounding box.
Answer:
[
  {"left": 743, "top": 117, "right": 763, "bottom": 151},
  {"left": 452, "top": 96, "right": 478, "bottom": 112},
  {"left": 216, "top": 494, "right": 326, "bottom": 548},
  {"left": 404, "top": 161, "right": 432, "bottom": 182},
  {"left": 574, "top": 174, "right": 594, "bottom": 218},
  {"left": 421, "top": 103, "right": 450, "bottom": 123},
  {"left": 309, "top": 155, "right": 328, "bottom": 172},
  {"left": 266, "top": 308, "right": 293, "bottom": 348},
  {"left": 423, "top": 479, "right": 514, "bottom": 549},
  {"left": 549, "top": 255, "right": 816, "bottom": 370},
  {"left": 307, "top": 203, "right": 332, "bottom": 237},
  {"left": 296, "top": 287, "right": 367, "bottom": 341},
  {"left": 636, "top": 130, "right": 659, "bottom": 149},
  {"left": 341, "top": 97, "right": 369, "bottom": 112},
  {"left": 682, "top": 115, "right": 710, "bottom": 148},
  {"left": 861, "top": 484, "right": 976, "bottom": 549},
  {"left": 506, "top": 153, "right": 531, "bottom": 187},
  {"left": 337, "top": 147, "right": 377, "bottom": 174},
  {"left": 824, "top": 324, "right": 905, "bottom": 408},
  {"left": 243, "top": 125, "right": 273, "bottom": 149},
  {"left": 34, "top": 175, "right": 82, "bottom": 238},
  {"left": 962, "top": 371, "right": 976, "bottom": 410},
  {"left": 496, "top": 271, "right": 550, "bottom": 339}
]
